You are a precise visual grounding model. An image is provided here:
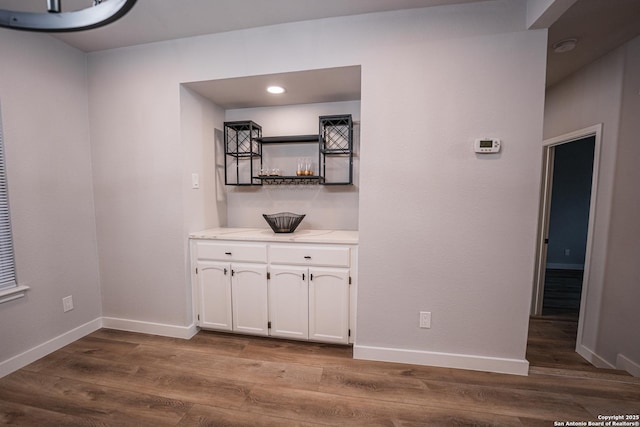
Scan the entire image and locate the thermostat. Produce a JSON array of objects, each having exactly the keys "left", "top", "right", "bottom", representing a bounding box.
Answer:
[{"left": 474, "top": 138, "right": 501, "bottom": 153}]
